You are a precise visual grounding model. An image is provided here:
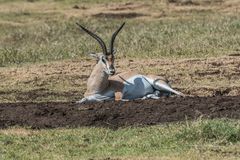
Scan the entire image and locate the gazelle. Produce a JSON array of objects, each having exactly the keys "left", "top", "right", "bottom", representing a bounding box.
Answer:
[{"left": 76, "top": 22, "right": 184, "bottom": 103}]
